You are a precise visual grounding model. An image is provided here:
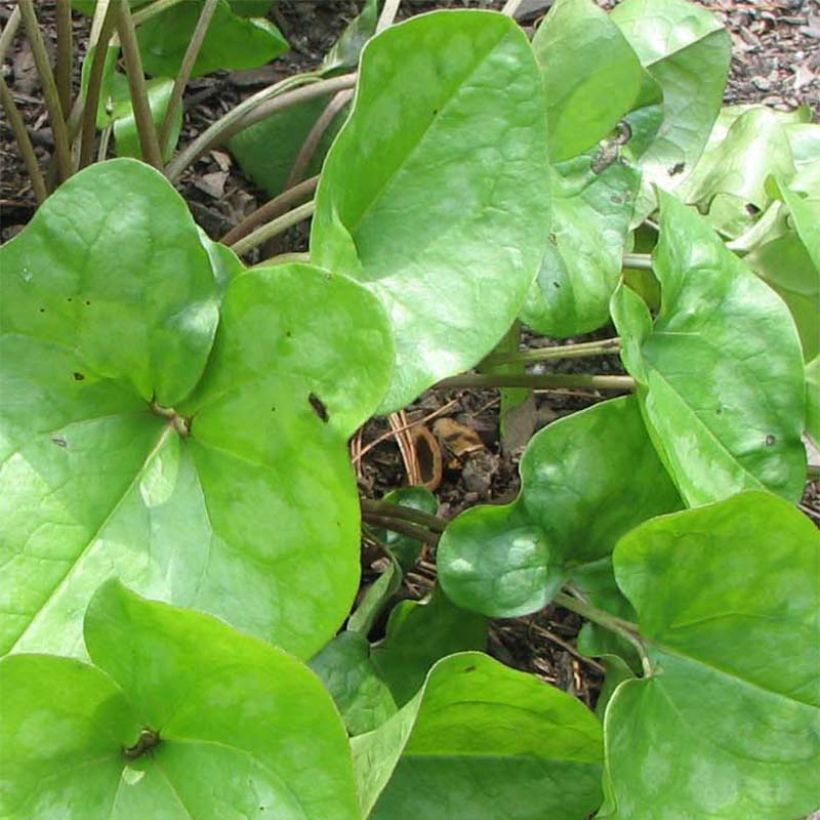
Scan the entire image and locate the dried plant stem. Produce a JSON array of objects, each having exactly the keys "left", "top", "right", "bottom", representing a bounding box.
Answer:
[
  {"left": 221, "top": 175, "right": 319, "bottom": 246},
  {"left": 132, "top": 0, "right": 186, "bottom": 27},
  {"left": 622, "top": 252, "right": 653, "bottom": 270},
  {"left": 55, "top": 0, "right": 73, "bottom": 116},
  {"left": 117, "top": 1, "right": 163, "bottom": 169},
  {"left": 0, "top": 75, "right": 48, "bottom": 204},
  {"left": 362, "top": 515, "right": 441, "bottom": 546},
  {"left": 285, "top": 90, "right": 352, "bottom": 188},
  {"left": 158, "top": 0, "right": 219, "bottom": 154},
  {"left": 482, "top": 337, "right": 621, "bottom": 367},
  {"left": 230, "top": 200, "right": 316, "bottom": 257},
  {"left": 18, "top": 0, "right": 73, "bottom": 184},
  {"left": 360, "top": 499, "right": 447, "bottom": 533},
  {"left": 376, "top": 0, "right": 401, "bottom": 33},
  {"left": 0, "top": 6, "right": 21, "bottom": 63},
  {"left": 167, "top": 73, "right": 357, "bottom": 182},
  {"left": 501, "top": 0, "right": 525, "bottom": 17},
  {"left": 435, "top": 373, "right": 635, "bottom": 391},
  {"left": 79, "top": 0, "right": 119, "bottom": 169}
]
